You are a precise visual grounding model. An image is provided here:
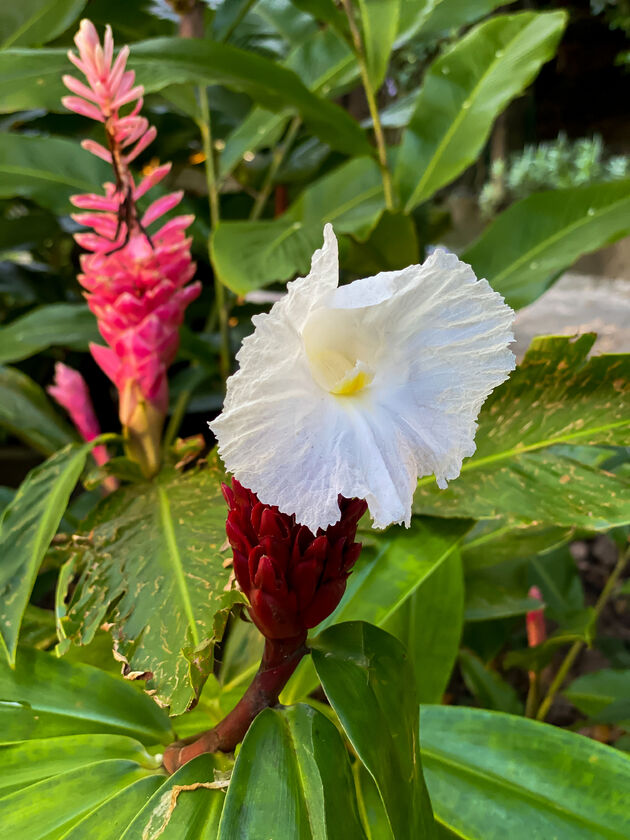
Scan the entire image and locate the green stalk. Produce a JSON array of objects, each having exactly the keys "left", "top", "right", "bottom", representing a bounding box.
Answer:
[
  {"left": 341, "top": 0, "right": 394, "bottom": 211},
  {"left": 197, "top": 87, "right": 230, "bottom": 385},
  {"left": 250, "top": 115, "right": 301, "bottom": 221},
  {"left": 535, "top": 546, "right": 629, "bottom": 722}
]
